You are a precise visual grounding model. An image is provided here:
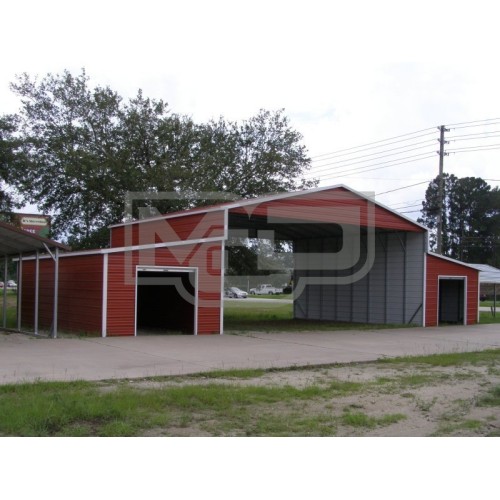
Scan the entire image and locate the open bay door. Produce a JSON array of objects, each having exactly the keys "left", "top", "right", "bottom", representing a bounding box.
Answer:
[
  {"left": 135, "top": 266, "right": 198, "bottom": 335},
  {"left": 438, "top": 277, "right": 465, "bottom": 325}
]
